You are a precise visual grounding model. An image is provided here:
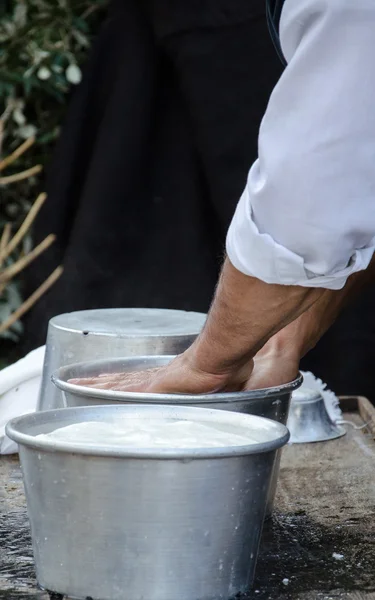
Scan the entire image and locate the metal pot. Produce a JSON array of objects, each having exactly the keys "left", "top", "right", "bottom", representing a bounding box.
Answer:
[
  {"left": 7, "top": 404, "right": 289, "bottom": 600},
  {"left": 52, "top": 355, "right": 302, "bottom": 516},
  {"left": 38, "top": 308, "right": 206, "bottom": 412},
  {"left": 288, "top": 388, "right": 346, "bottom": 443}
]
